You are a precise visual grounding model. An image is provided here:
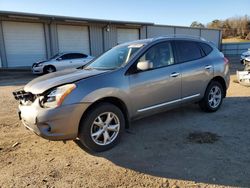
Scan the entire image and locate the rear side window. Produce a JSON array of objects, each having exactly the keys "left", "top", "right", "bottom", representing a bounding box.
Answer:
[
  {"left": 60, "top": 53, "right": 88, "bottom": 60},
  {"left": 175, "top": 41, "right": 203, "bottom": 63},
  {"left": 199, "top": 42, "right": 213, "bottom": 56},
  {"left": 72, "top": 53, "right": 88, "bottom": 59}
]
